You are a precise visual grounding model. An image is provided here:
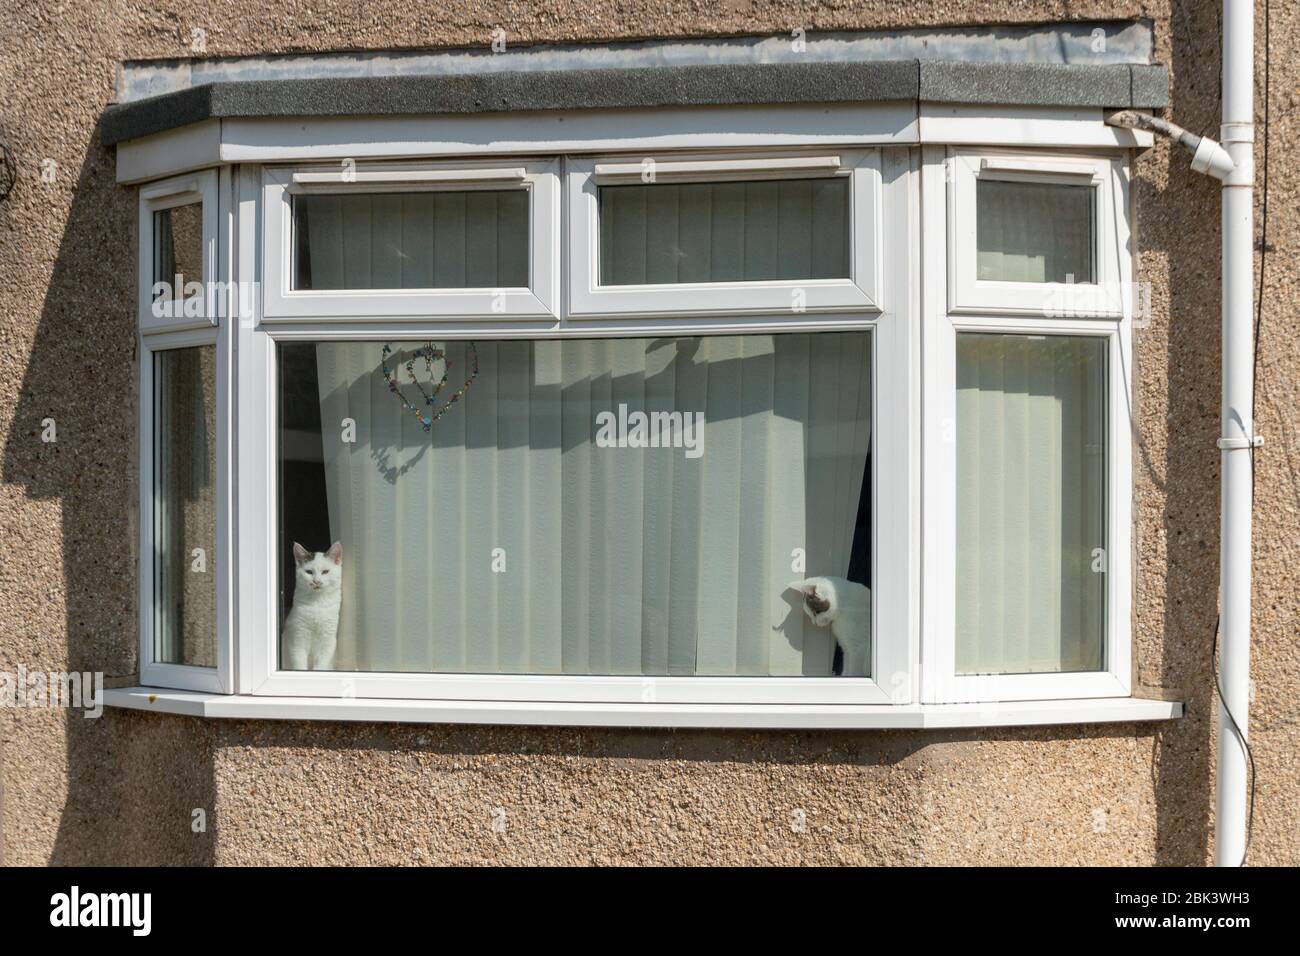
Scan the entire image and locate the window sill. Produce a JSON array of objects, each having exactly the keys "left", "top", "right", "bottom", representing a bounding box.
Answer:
[{"left": 104, "top": 687, "right": 1182, "bottom": 730}]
